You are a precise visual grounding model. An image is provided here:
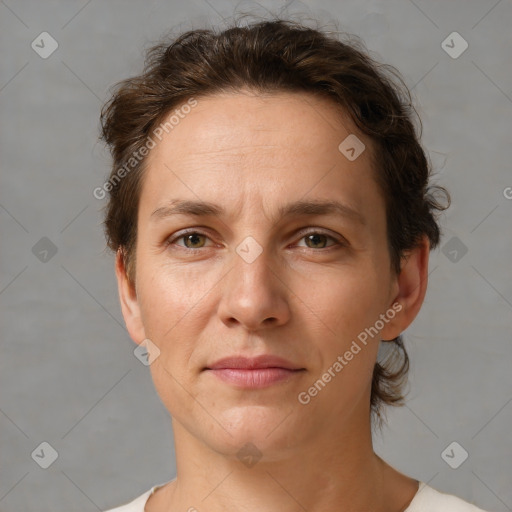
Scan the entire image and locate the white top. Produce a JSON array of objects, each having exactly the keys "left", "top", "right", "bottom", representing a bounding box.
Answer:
[{"left": 103, "top": 480, "right": 490, "bottom": 511}]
